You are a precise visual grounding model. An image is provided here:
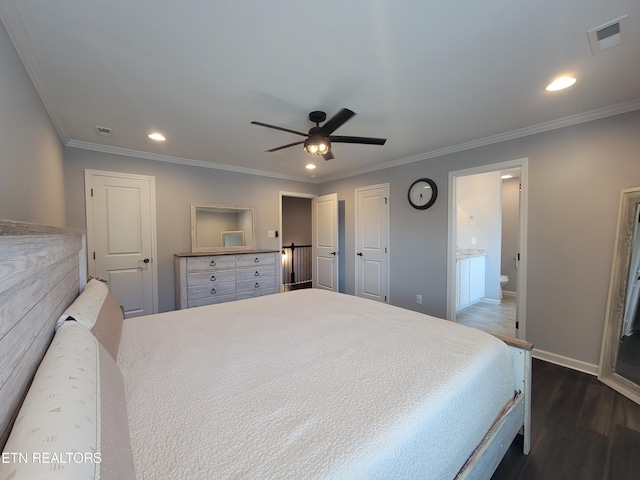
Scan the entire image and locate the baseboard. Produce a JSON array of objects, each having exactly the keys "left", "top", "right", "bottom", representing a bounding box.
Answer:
[
  {"left": 533, "top": 348, "right": 599, "bottom": 376},
  {"left": 482, "top": 298, "right": 501, "bottom": 305},
  {"left": 503, "top": 290, "right": 516, "bottom": 298}
]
